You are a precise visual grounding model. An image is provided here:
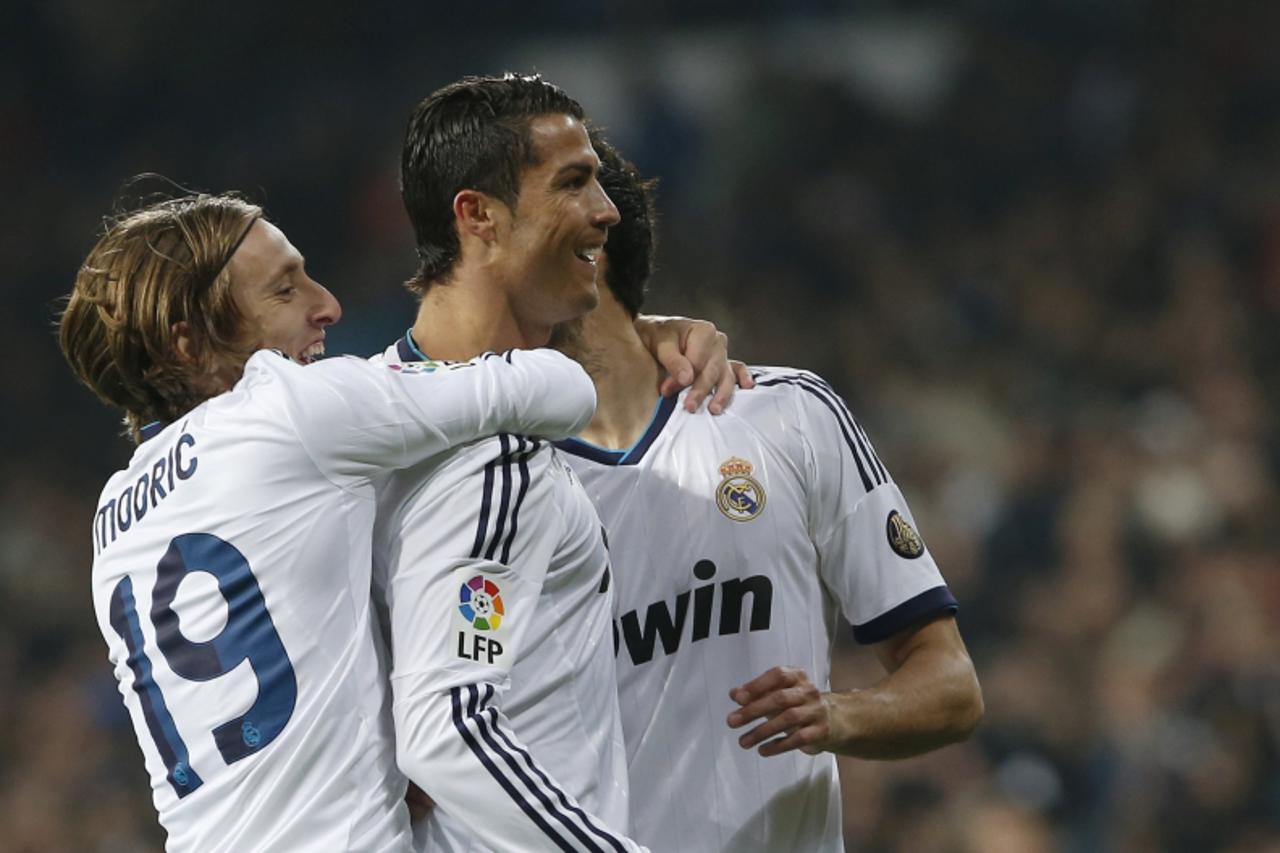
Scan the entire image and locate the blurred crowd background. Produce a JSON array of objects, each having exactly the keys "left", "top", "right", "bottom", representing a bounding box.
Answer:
[{"left": 4, "top": 1, "right": 1279, "bottom": 851}]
